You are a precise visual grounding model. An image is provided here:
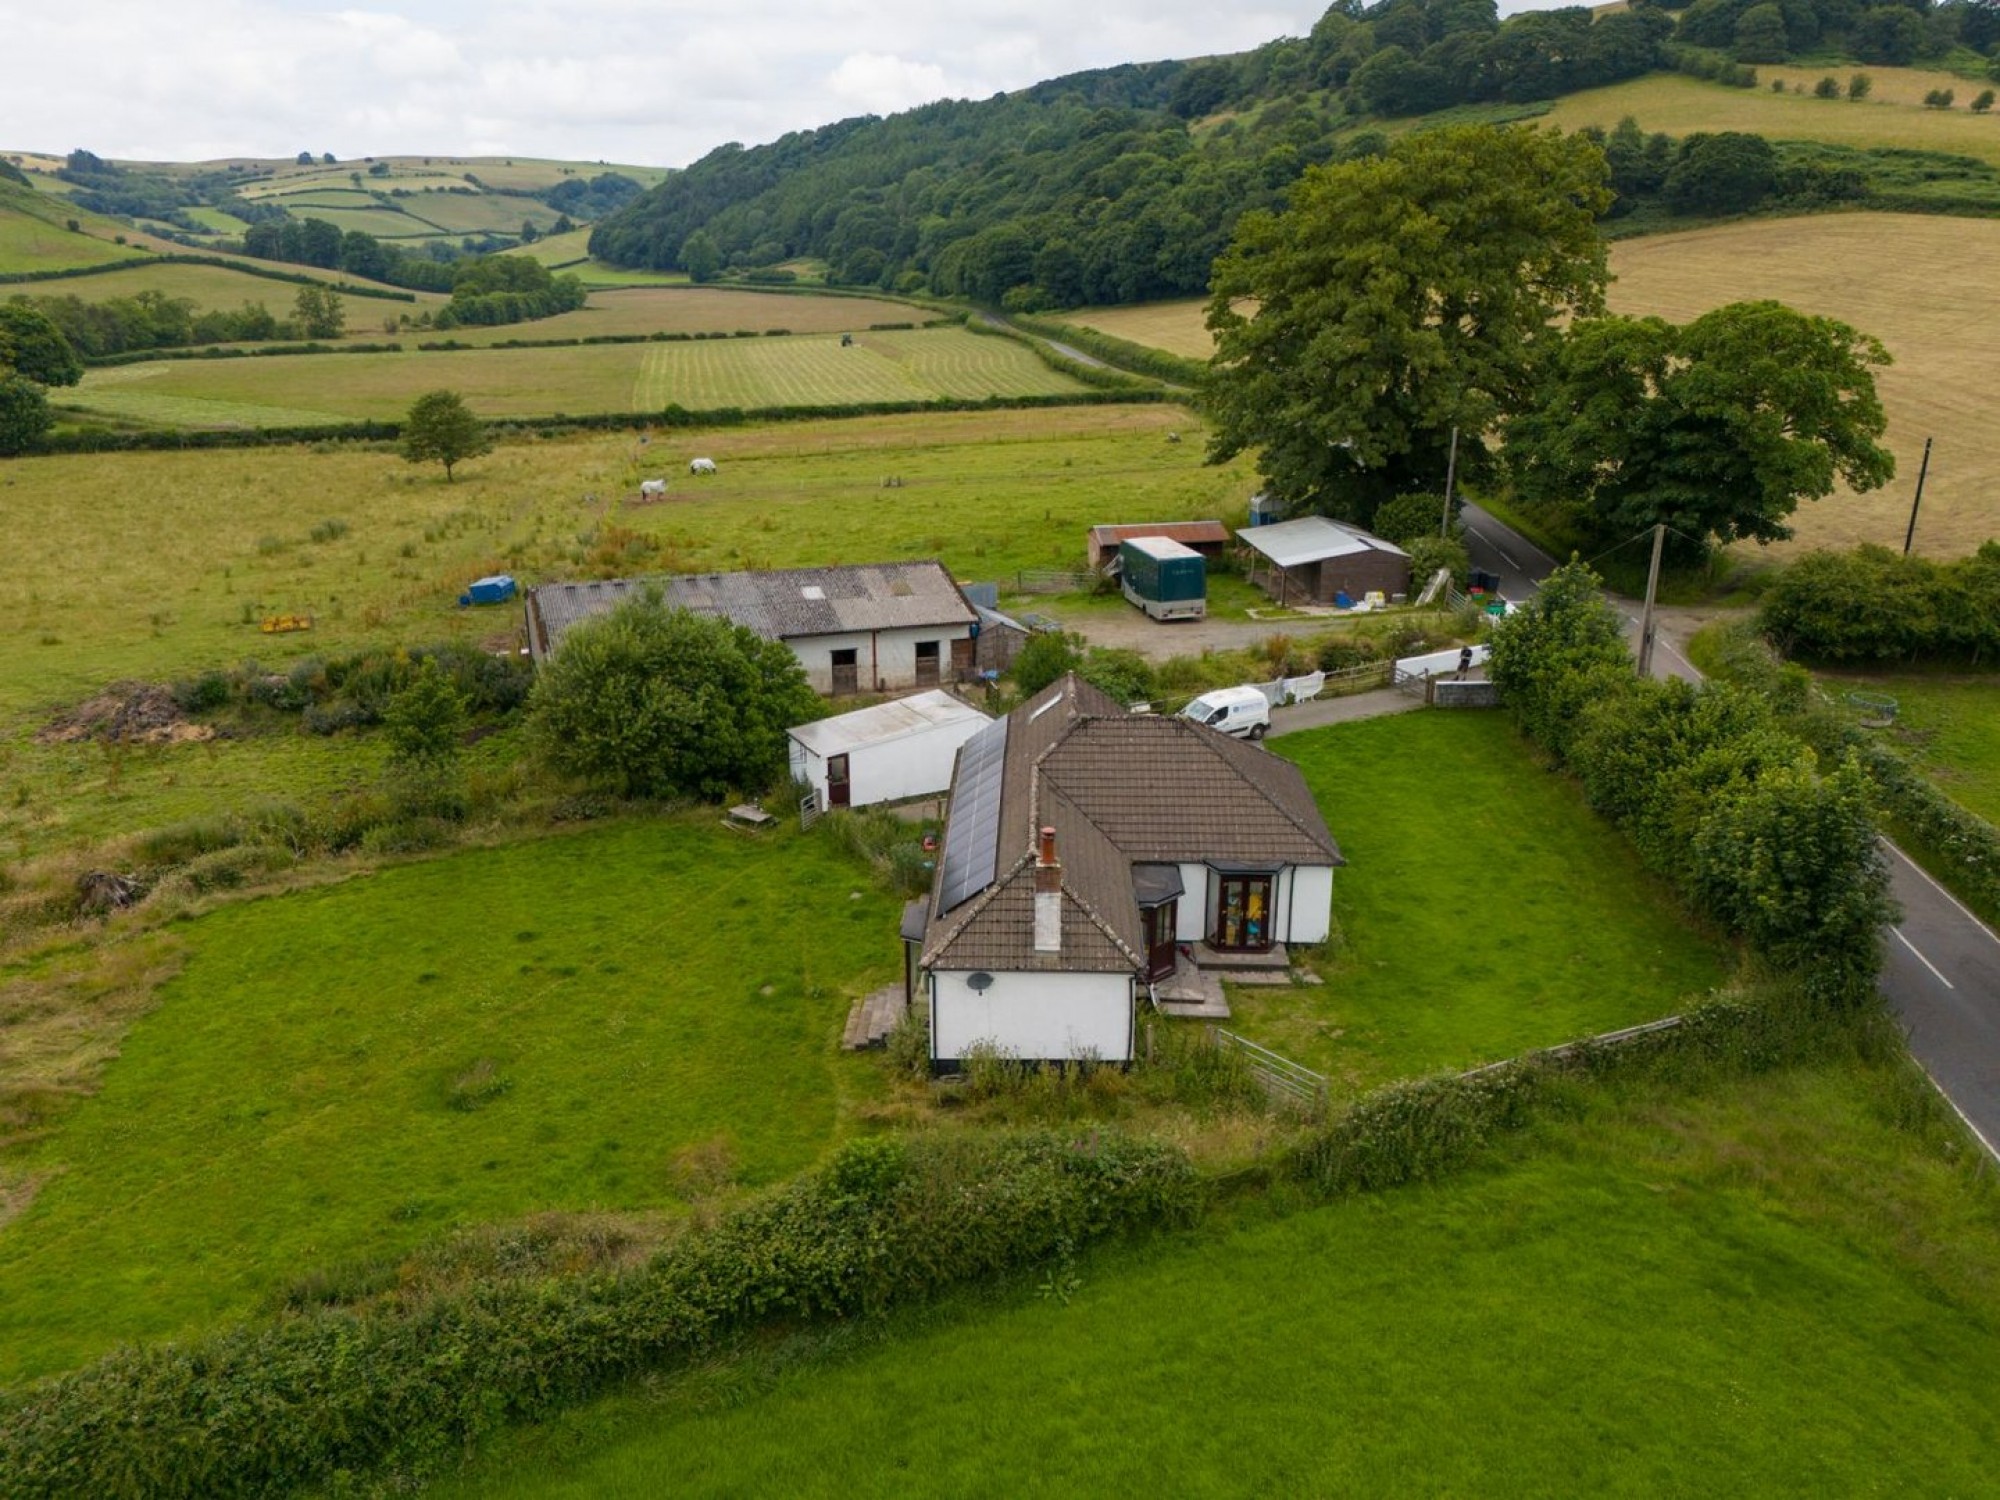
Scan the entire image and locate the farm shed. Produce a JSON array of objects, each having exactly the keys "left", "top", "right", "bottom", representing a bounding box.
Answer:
[
  {"left": 916, "top": 674, "right": 1342, "bottom": 1071},
  {"left": 1087, "top": 520, "right": 1229, "bottom": 572},
  {"left": 957, "top": 581, "right": 1030, "bottom": 675},
  {"left": 1237, "top": 516, "right": 1411, "bottom": 607},
  {"left": 788, "top": 690, "right": 991, "bottom": 811},
  {"left": 523, "top": 562, "right": 978, "bottom": 695}
]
